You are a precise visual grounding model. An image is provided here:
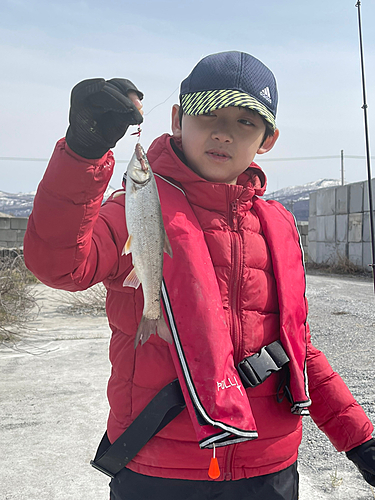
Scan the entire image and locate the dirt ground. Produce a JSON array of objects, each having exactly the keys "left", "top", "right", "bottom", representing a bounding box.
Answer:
[{"left": 0, "top": 273, "right": 374, "bottom": 499}]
